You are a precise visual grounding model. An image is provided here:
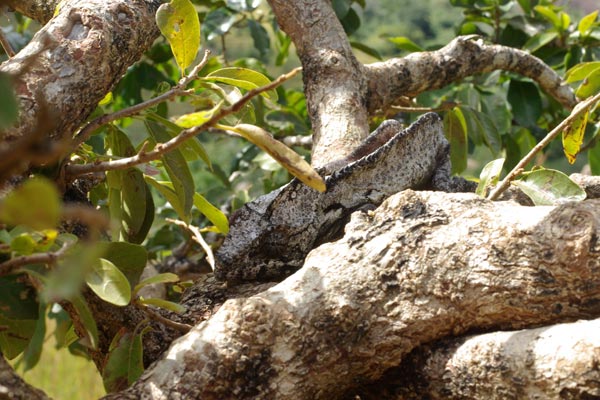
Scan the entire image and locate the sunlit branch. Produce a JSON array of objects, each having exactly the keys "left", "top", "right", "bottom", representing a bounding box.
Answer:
[
  {"left": 66, "top": 67, "right": 302, "bottom": 178},
  {"left": 488, "top": 92, "right": 600, "bottom": 201},
  {"left": 72, "top": 50, "right": 212, "bottom": 148}
]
